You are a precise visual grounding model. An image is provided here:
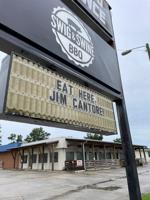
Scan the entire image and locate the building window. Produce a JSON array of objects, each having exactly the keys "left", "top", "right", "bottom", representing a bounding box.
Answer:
[
  {"left": 22, "top": 155, "right": 28, "bottom": 163},
  {"left": 66, "top": 152, "right": 74, "bottom": 161},
  {"left": 85, "top": 152, "right": 87, "bottom": 160},
  {"left": 54, "top": 152, "right": 58, "bottom": 162},
  {"left": 148, "top": 151, "right": 150, "bottom": 157},
  {"left": 29, "top": 154, "right": 37, "bottom": 163},
  {"left": 99, "top": 152, "right": 105, "bottom": 159},
  {"left": 50, "top": 152, "right": 58, "bottom": 162},
  {"left": 116, "top": 153, "right": 119, "bottom": 159},
  {"left": 99, "top": 152, "right": 102, "bottom": 160},
  {"left": 44, "top": 153, "right": 48, "bottom": 163},
  {"left": 106, "top": 152, "right": 111, "bottom": 159},
  {"left": 89, "top": 152, "right": 93, "bottom": 160},
  {"left": 77, "top": 152, "right": 83, "bottom": 160},
  {"left": 95, "top": 152, "right": 98, "bottom": 160},
  {"left": 39, "top": 154, "right": 42, "bottom": 163},
  {"left": 39, "top": 153, "right": 48, "bottom": 163},
  {"left": 32, "top": 154, "right": 37, "bottom": 163}
]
